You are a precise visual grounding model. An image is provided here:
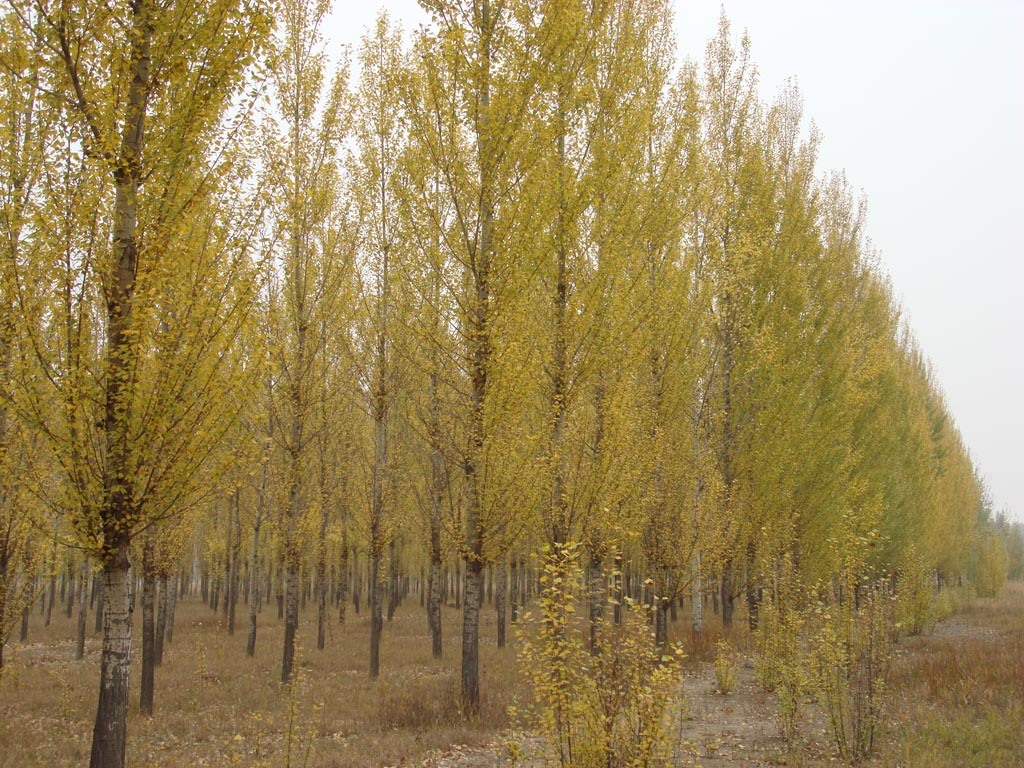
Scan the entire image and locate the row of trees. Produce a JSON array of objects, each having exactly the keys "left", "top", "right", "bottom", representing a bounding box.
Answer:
[{"left": 1, "top": 1, "right": 1016, "bottom": 766}]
